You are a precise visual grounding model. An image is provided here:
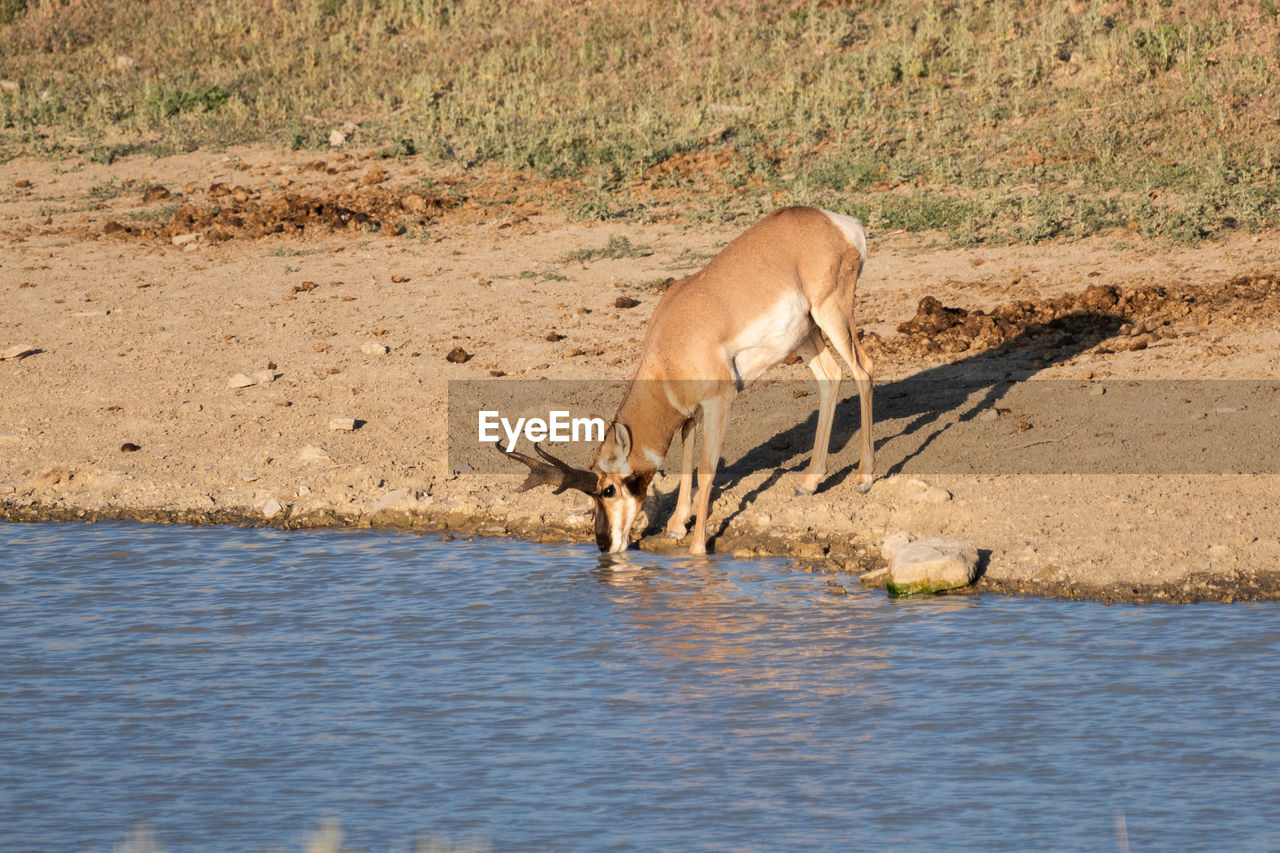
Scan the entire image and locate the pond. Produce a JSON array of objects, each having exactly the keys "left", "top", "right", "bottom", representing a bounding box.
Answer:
[{"left": 1, "top": 522, "right": 1276, "bottom": 851}]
